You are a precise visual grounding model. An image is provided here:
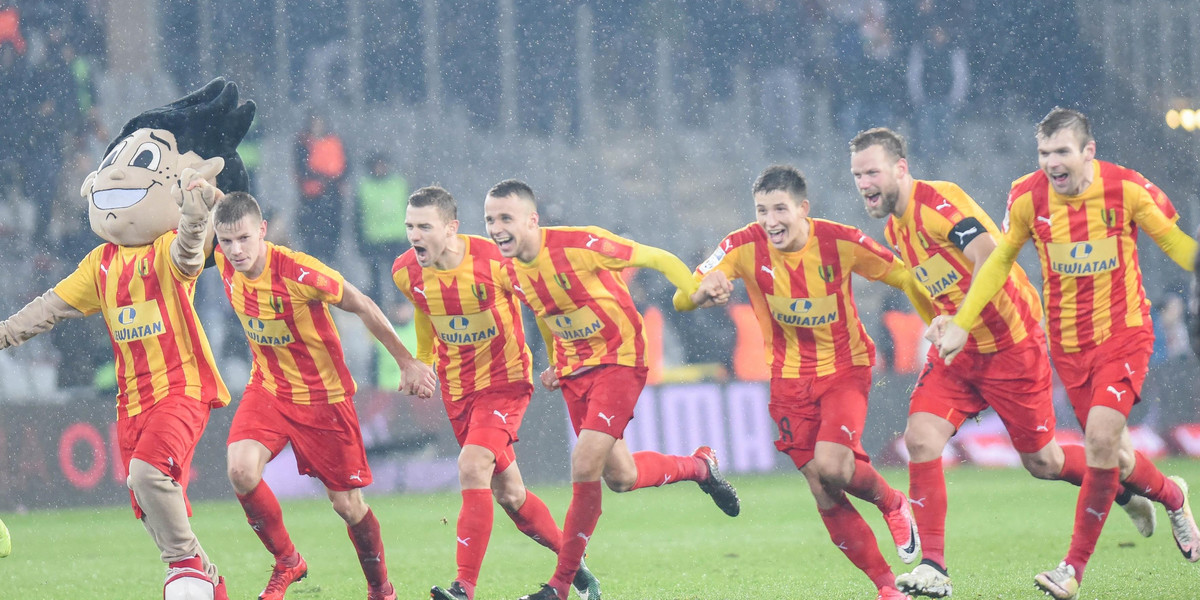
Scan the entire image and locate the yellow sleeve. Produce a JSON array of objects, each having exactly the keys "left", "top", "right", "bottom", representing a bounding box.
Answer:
[
  {"left": 413, "top": 309, "right": 436, "bottom": 365},
  {"left": 631, "top": 244, "right": 701, "bottom": 297},
  {"left": 52, "top": 250, "right": 103, "bottom": 316},
  {"left": 1129, "top": 179, "right": 1180, "bottom": 238},
  {"left": 951, "top": 238, "right": 1021, "bottom": 329},
  {"left": 1151, "top": 225, "right": 1198, "bottom": 272},
  {"left": 536, "top": 316, "right": 556, "bottom": 364},
  {"left": 673, "top": 286, "right": 700, "bottom": 312},
  {"left": 878, "top": 263, "right": 936, "bottom": 324}
]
